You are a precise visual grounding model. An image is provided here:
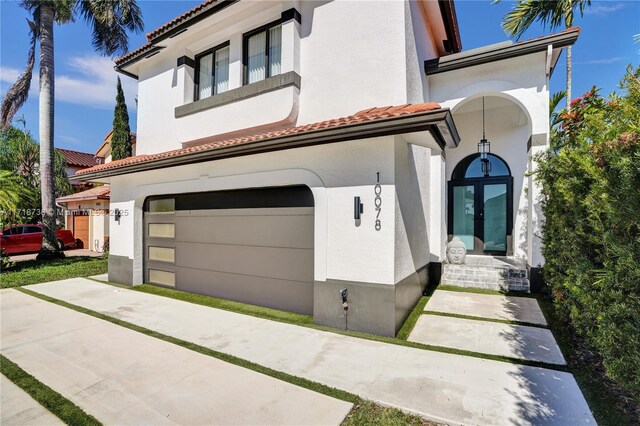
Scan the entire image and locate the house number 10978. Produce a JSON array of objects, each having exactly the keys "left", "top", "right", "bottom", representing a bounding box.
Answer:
[{"left": 375, "top": 172, "right": 382, "bottom": 231}]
